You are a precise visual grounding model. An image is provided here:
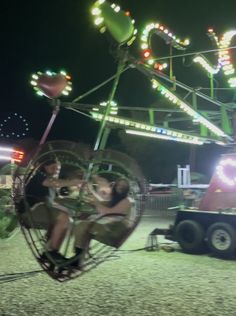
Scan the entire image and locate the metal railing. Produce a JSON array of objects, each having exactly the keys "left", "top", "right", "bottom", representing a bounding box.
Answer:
[{"left": 143, "top": 190, "right": 183, "bottom": 216}]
